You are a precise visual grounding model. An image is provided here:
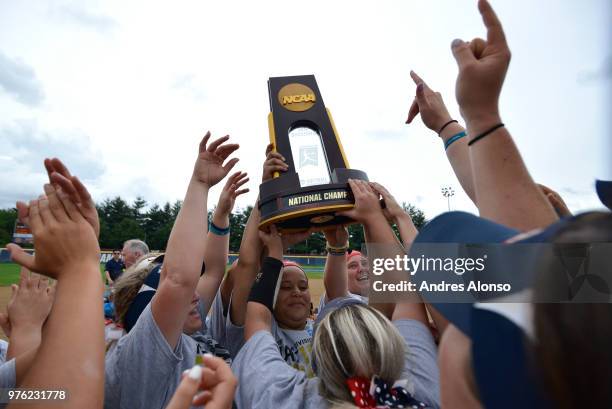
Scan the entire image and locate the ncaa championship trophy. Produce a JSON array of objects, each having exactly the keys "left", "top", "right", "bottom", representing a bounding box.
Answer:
[{"left": 259, "top": 75, "right": 369, "bottom": 231}]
